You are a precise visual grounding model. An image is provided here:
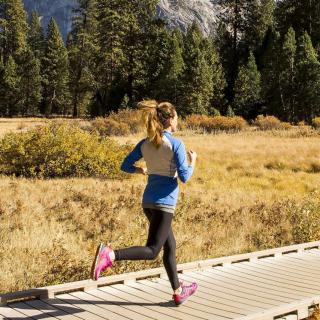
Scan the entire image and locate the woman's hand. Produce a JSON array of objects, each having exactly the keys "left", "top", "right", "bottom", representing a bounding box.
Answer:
[
  {"left": 135, "top": 167, "right": 148, "bottom": 175},
  {"left": 188, "top": 150, "right": 197, "bottom": 167}
]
